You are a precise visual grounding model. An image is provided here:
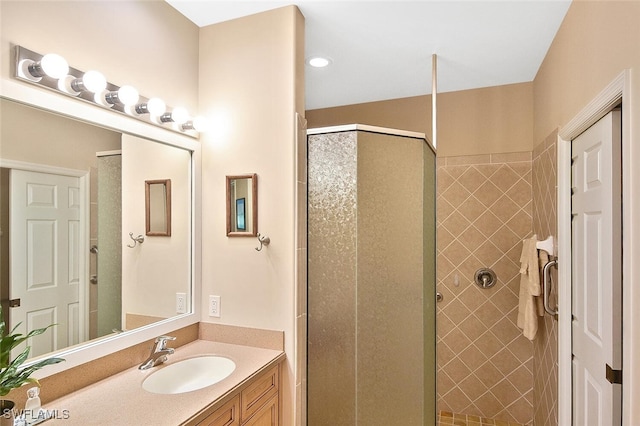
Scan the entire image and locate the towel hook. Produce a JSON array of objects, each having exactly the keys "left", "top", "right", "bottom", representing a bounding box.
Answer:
[
  {"left": 536, "top": 235, "right": 555, "bottom": 258},
  {"left": 127, "top": 232, "right": 145, "bottom": 248},
  {"left": 255, "top": 233, "right": 270, "bottom": 251}
]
